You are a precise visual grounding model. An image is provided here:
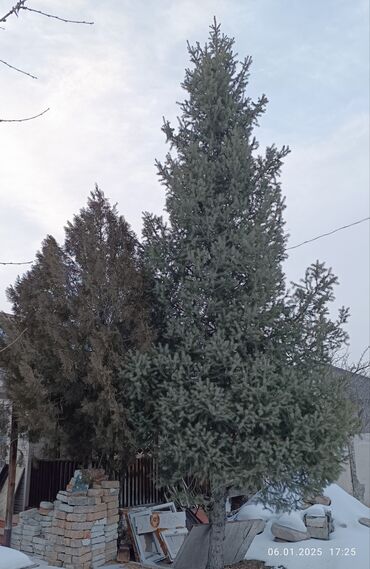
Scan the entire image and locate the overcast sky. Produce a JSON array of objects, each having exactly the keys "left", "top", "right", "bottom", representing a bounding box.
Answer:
[{"left": 0, "top": 0, "right": 369, "bottom": 363}]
